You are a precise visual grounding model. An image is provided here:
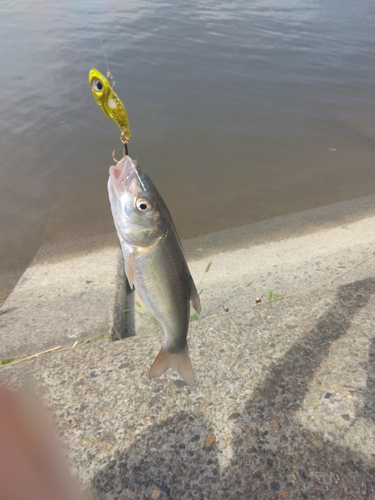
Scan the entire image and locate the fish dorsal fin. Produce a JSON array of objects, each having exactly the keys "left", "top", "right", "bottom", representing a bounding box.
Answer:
[
  {"left": 125, "top": 250, "right": 135, "bottom": 289},
  {"left": 190, "top": 279, "right": 201, "bottom": 313}
]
